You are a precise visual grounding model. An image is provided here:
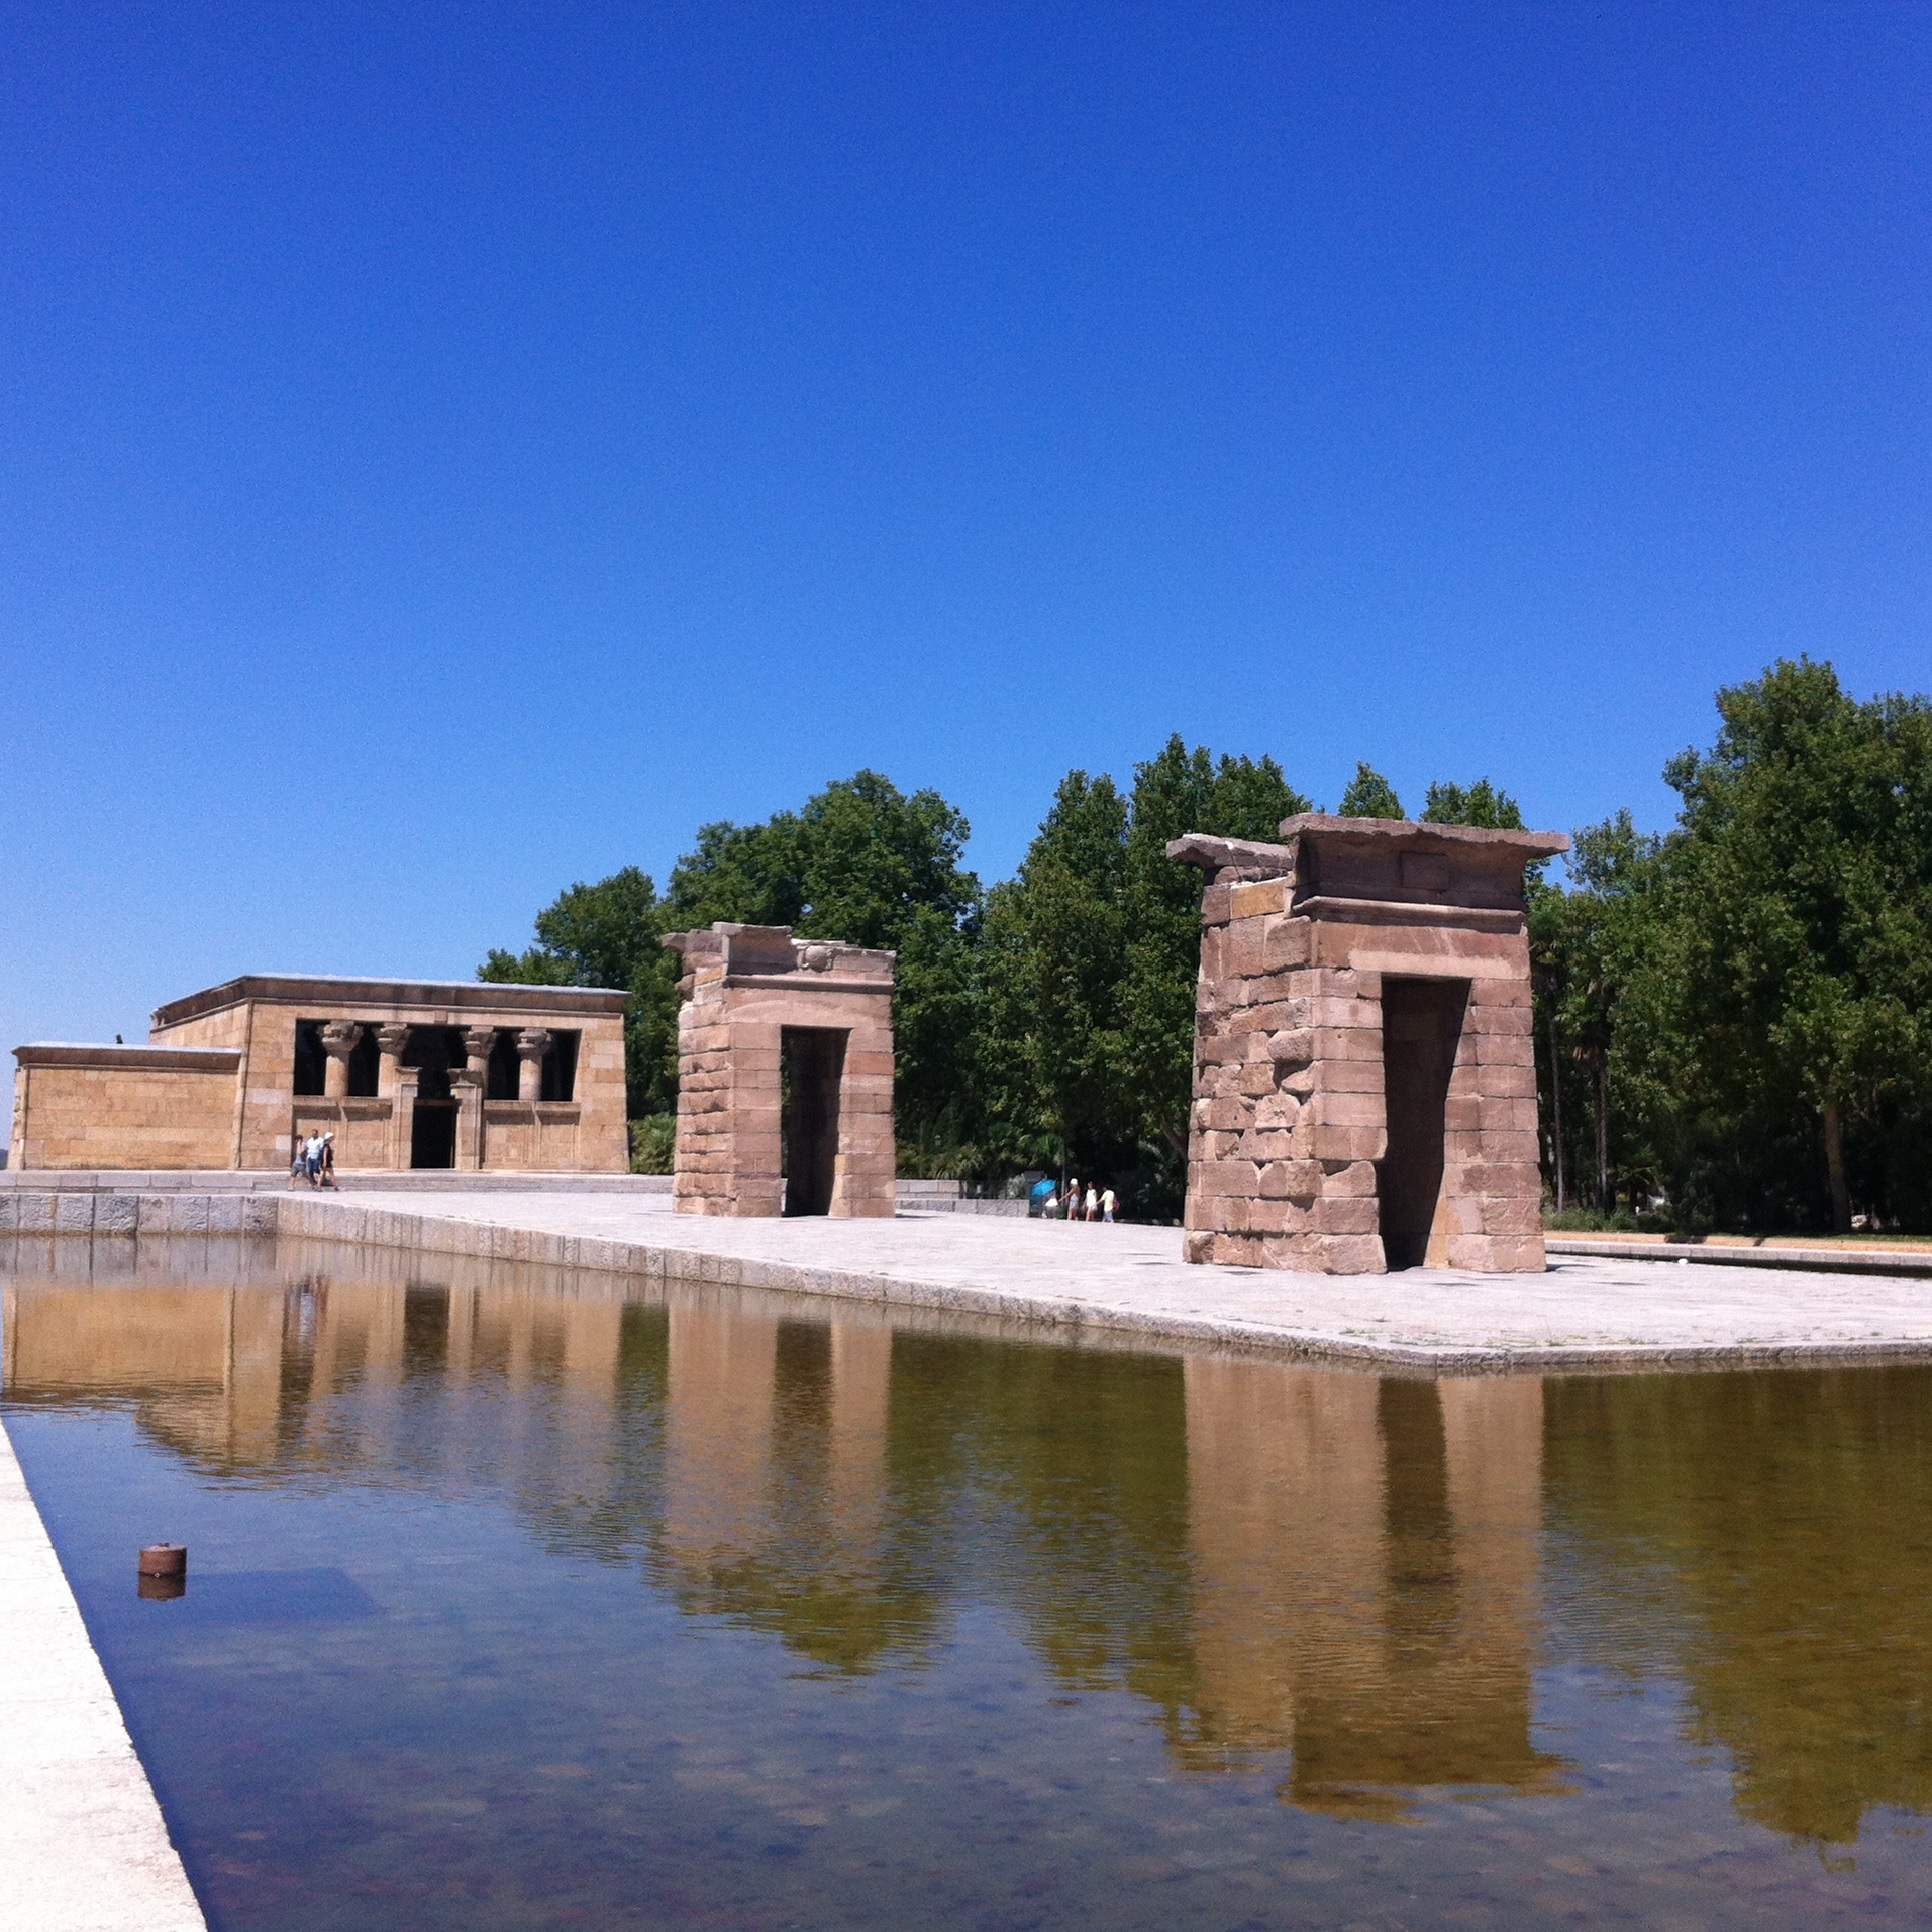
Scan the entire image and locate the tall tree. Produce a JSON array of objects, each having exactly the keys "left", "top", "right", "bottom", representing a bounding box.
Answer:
[
  {"left": 1532, "top": 811, "right": 1664, "bottom": 1214},
  {"left": 1421, "top": 778, "right": 1524, "bottom": 829},
  {"left": 975, "top": 736, "right": 1309, "bottom": 1210},
  {"left": 1638, "top": 660, "right": 1932, "bottom": 1231},
  {"left": 480, "top": 866, "right": 682, "bottom": 1118},
  {"left": 486, "top": 774, "right": 983, "bottom": 1152},
  {"left": 1339, "top": 762, "right": 1404, "bottom": 818},
  {"left": 662, "top": 771, "right": 983, "bottom": 1160}
]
